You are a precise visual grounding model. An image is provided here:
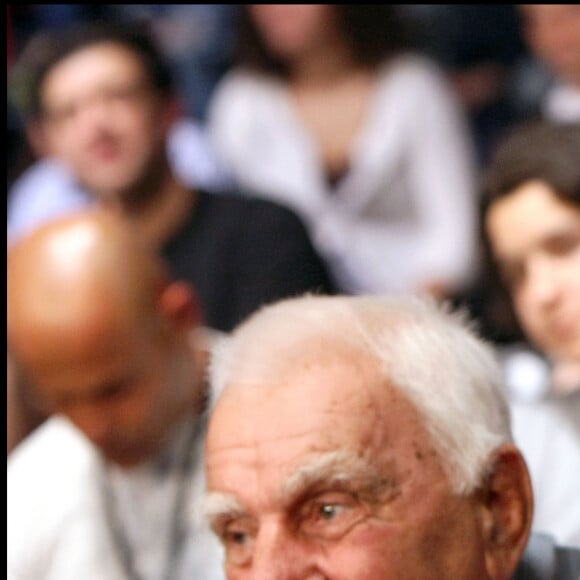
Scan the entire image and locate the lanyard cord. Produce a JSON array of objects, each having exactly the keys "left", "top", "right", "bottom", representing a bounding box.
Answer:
[{"left": 99, "top": 420, "right": 201, "bottom": 580}]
